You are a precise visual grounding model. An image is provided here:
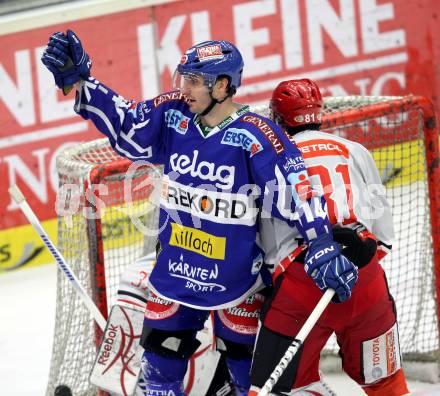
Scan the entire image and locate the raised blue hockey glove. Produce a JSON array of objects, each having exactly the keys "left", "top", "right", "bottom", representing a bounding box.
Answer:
[
  {"left": 304, "top": 233, "right": 359, "bottom": 303},
  {"left": 41, "top": 32, "right": 69, "bottom": 87},
  {"left": 41, "top": 29, "right": 92, "bottom": 95}
]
